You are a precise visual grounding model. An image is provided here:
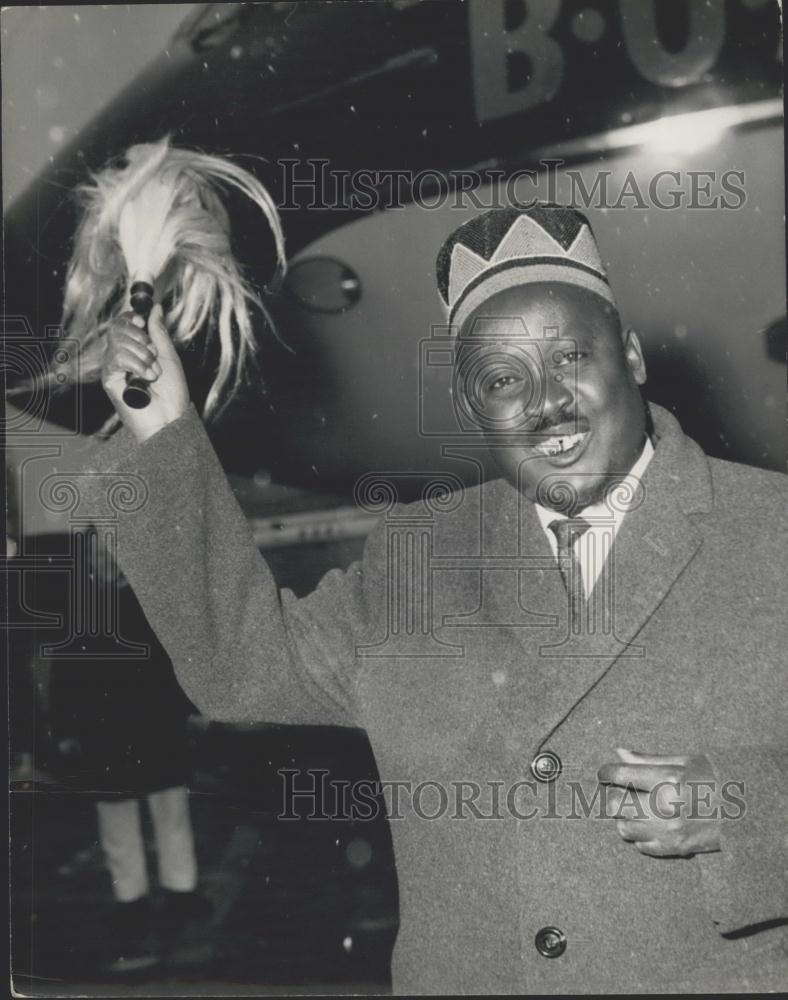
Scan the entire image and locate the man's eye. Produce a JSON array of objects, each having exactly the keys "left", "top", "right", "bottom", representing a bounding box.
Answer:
[
  {"left": 553, "top": 351, "right": 586, "bottom": 366},
  {"left": 489, "top": 375, "right": 519, "bottom": 391}
]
